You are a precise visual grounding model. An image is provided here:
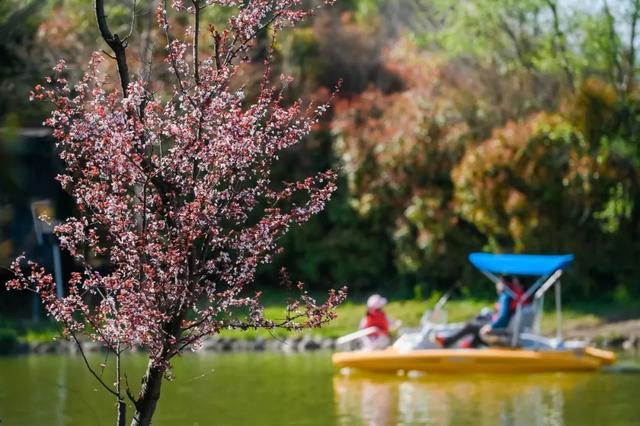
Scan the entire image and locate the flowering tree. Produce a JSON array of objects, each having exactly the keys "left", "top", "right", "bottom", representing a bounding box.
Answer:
[{"left": 7, "top": 1, "right": 345, "bottom": 425}]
